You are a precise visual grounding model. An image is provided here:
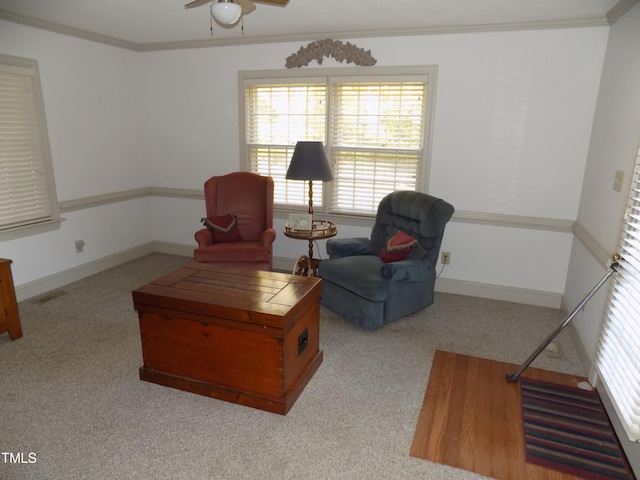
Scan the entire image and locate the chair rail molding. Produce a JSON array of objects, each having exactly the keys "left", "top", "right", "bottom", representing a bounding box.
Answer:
[
  {"left": 59, "top": 187, "right": 203, "bottom": 212},
  {"left": 571, "top": 220, "right": 613, "bottom": 268},
  {"left": 452, "top": 210, "right": 574, "bottom": 232},
  {"left": 59, "top": 187, "right": 576, "bottom": 234}
]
